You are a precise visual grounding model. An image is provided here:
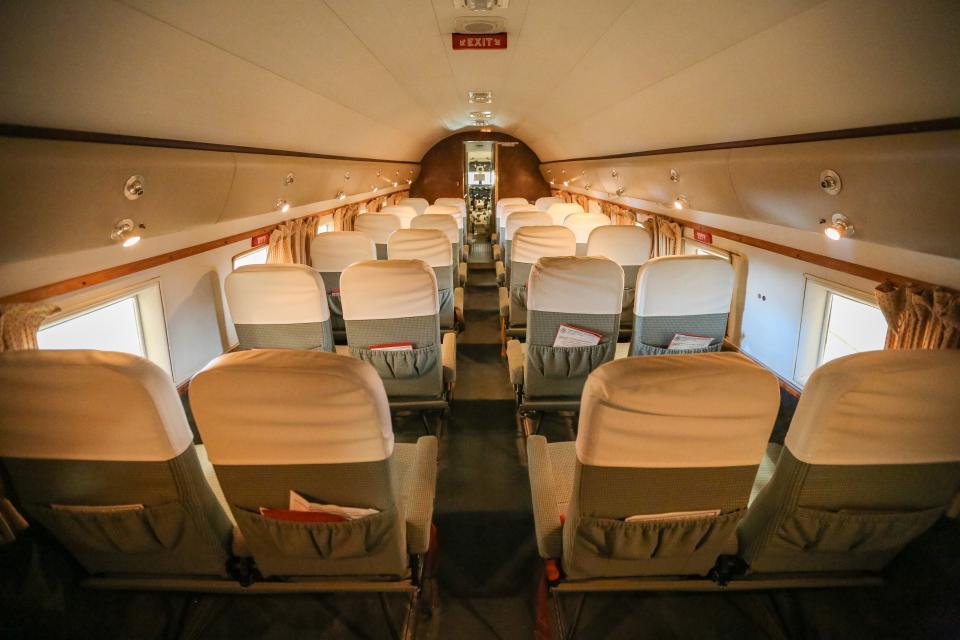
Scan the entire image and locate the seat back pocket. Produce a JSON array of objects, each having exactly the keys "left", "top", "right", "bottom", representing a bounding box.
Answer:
[
  {"left": 30, "top": 502, "right": 187, "bottom": 554},
  {"left": 527, "top": 343, "right": 614, "bottom": 380},
  {"left": 775, "top": 505, "right": 944, "bottom": 554},
  {"left": 350, "top": 345, "right": 439, "bottom": 379}
]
